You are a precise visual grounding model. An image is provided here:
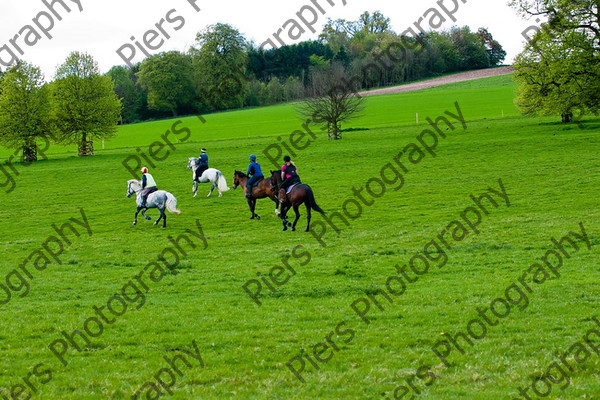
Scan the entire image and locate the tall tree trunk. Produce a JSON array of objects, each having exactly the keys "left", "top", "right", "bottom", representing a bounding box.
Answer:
[
  {"left": 78, "top": 132, "right": 94, "bottom": 156},
  {"left": 22, "top": 137, "right": 37, "bottom": 162},
  {"left": 561, "top": 113, "right": 573, "bottom": 123}
]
